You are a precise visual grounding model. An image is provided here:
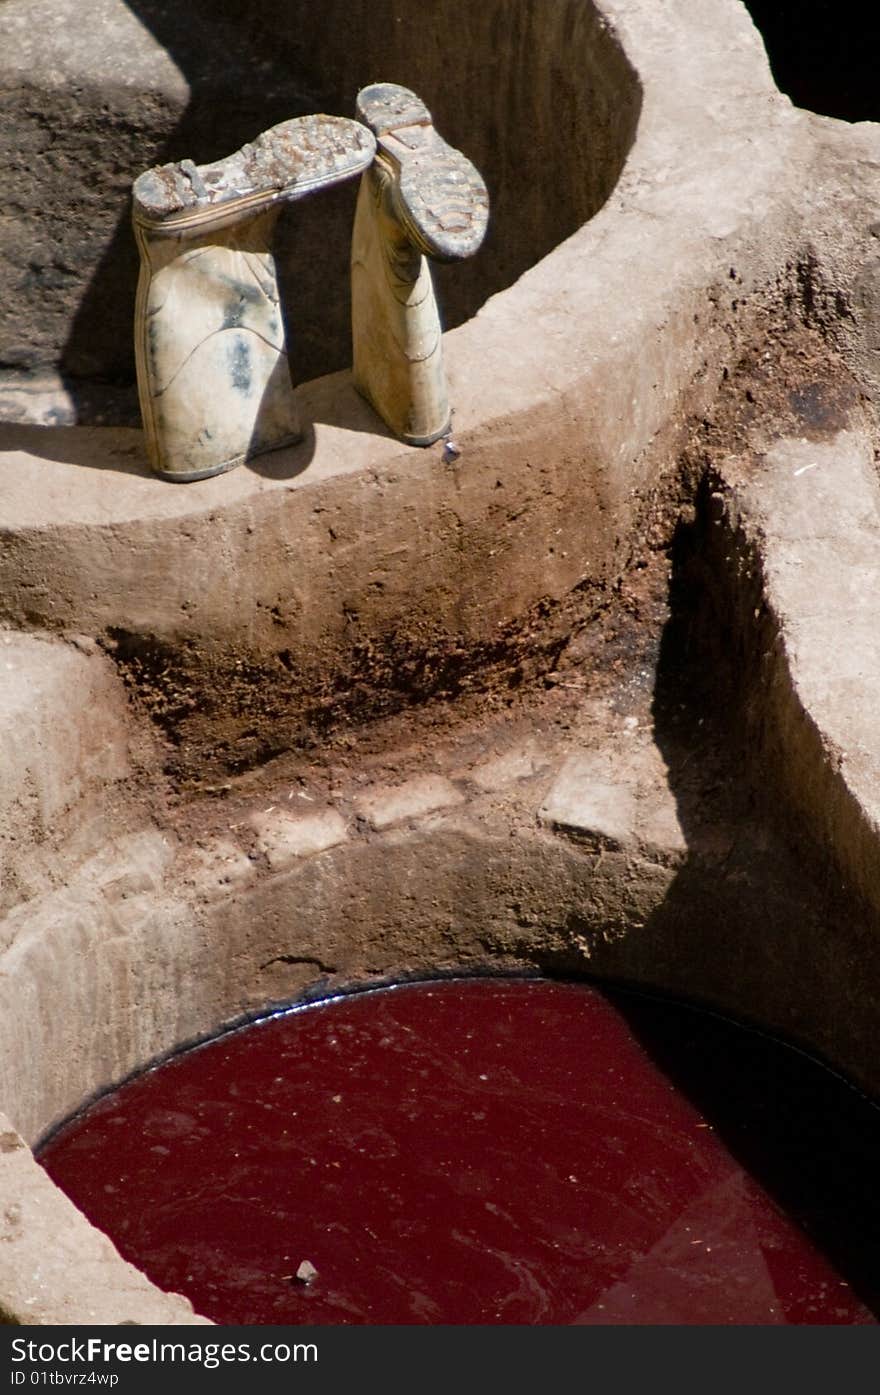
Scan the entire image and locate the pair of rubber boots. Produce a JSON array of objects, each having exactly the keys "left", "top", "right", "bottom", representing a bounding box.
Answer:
[{"left": 132, "top": 86, "right": 489, "bottom": 481}]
